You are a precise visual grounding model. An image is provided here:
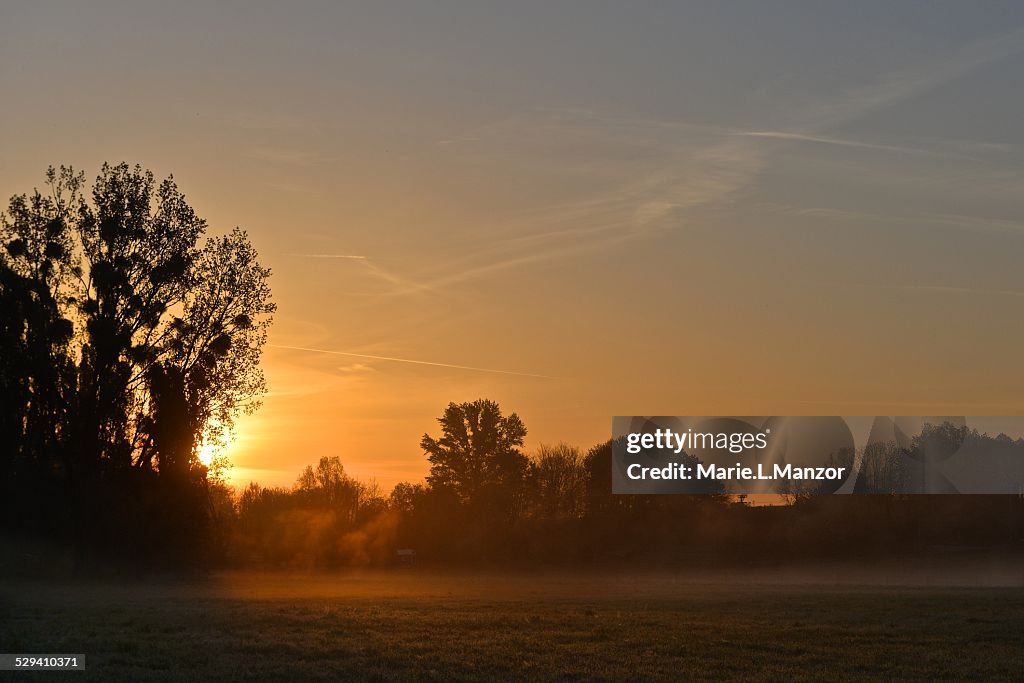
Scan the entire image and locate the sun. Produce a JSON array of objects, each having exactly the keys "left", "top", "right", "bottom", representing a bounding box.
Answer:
[
  {"left": 196, "top": 430, "right": 234, "bottom": 468},
  {"left": 196, "top": 441, "right": 219, "bottom": 467},
  {"left": 194, "top": 419, "right": 236, "bottom": 469}
]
